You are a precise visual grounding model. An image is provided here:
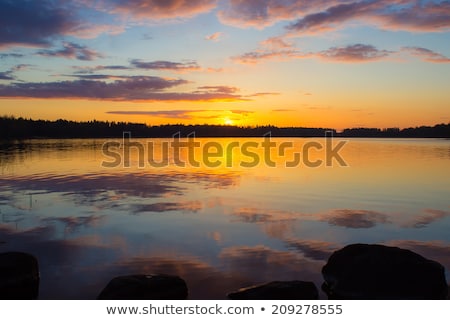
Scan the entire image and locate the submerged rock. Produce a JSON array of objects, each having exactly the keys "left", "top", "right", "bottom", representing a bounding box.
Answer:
[
  {"left": 0, "top": 252, "right": 39, "bottom": 299},
  {"left": 322, "top": 243, "right": 448, "bottom": 299},
  {"left": 97, "top": 274, "right": 188, "bottom": 300},
  {"left": 228, "top": 281, "right": 318, "bottom": 300}
]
